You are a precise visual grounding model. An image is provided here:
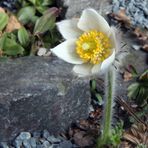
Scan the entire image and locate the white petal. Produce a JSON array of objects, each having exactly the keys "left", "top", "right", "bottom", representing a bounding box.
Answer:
[
  {"left": 110, "top": 27, "right": 121, "bottom": 52},
  {"left": 73, "top": 63, "right": 93, "bottom": 77},
  {"left": 100, "top": 50, "right": 115, "bottom": 73},
  {"left": 77, "top": 8, "right": 110, "bottom": 33},
  {"left": 91, "top": 64, "right": 101, "bottom": 75},
  {"left": 56, "top": 19, "right": 83, "bottom": 40},
  {"left": 51, "top": 39, "right": 84, "bottom": 64},
  {"left": 108, "top": 27, "right": 118, "bottom": 51}
]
